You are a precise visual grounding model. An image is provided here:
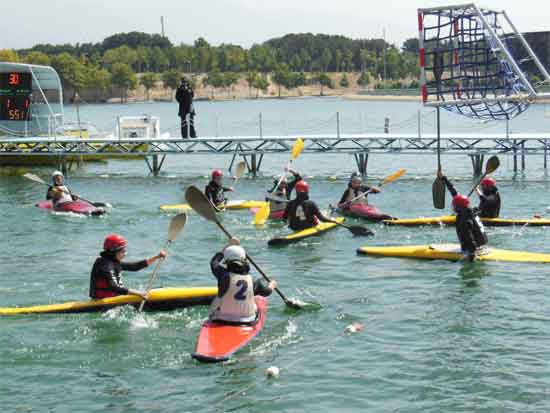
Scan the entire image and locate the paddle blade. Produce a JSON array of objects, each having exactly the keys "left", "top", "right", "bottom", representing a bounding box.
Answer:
[
  {"left": 485, "top": 156, "right": 500, "bottom": 174},
  {"left": 381, "top": 168, "right": 406, "bottom": 186},
  {"left": 254, "top": 202, "right": 270, "bottom": 226},
  {"left": 265, "top": 193, "right": 289, "bottom": 204},
  {"left": 167, "top": 213, "right": 187, "bottom": 241},
  {"left": 234, "top": 161, "right": 246, "bottom": 179},
  {"left": 24, "top": 173, "right": 47, "bottom": 185},
  {"left": 432, "top": 177, "right": 446, "bottom": 209},
  {"left": 185, "top": 186, "right": 218, "bottom": 222},
  {"left": 291, "top": 138, "right": 305, "bottom": 160},
  {"left": 349, "top": 225, "right": 374, "bottom": 236}
]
